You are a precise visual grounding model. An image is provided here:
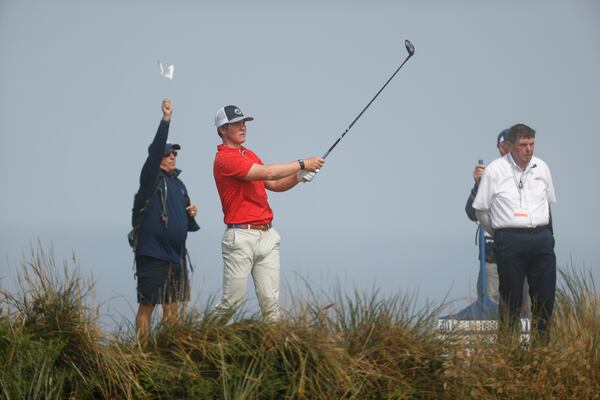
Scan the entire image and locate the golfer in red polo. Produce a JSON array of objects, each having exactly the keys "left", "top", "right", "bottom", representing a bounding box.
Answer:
[{"left": 212, "top": 105, "right": 324, "bottom": 321}]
